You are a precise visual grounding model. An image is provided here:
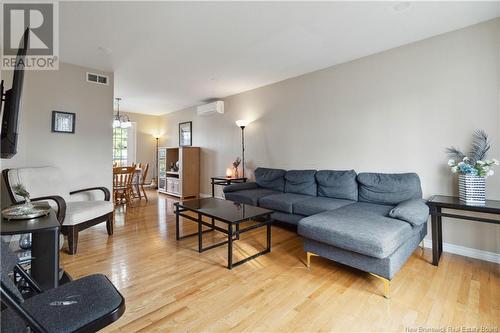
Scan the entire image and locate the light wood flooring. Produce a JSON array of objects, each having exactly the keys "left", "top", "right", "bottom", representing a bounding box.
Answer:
[{"left": 60, "top": 191, "right": 500, "bottom": 332}]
